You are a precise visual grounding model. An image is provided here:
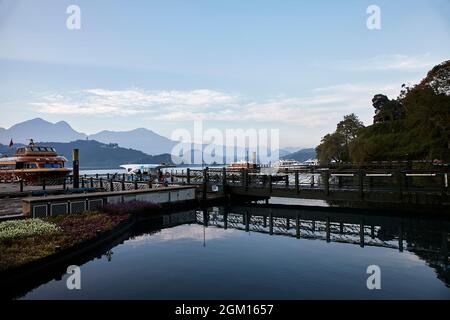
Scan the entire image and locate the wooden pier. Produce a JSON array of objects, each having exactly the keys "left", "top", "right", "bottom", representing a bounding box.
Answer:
[{"left": 178, "top": 167, "right": 450, "bottom": 210}]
